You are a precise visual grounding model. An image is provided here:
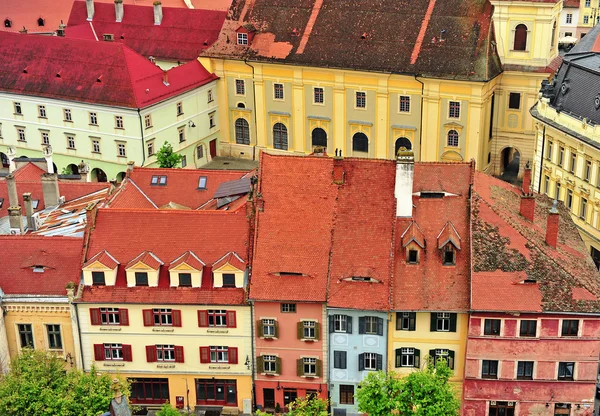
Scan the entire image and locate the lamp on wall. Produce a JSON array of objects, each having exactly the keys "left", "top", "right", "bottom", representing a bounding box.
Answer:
[
  {"left": 188, "top": 121, "right": 196, "bottom": 128},
  {"left": 244, "top": 355, "right": 251, "bottom": 370},
  {"left": 276, "top": 381, "right": 281, "bottom": 391}
]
